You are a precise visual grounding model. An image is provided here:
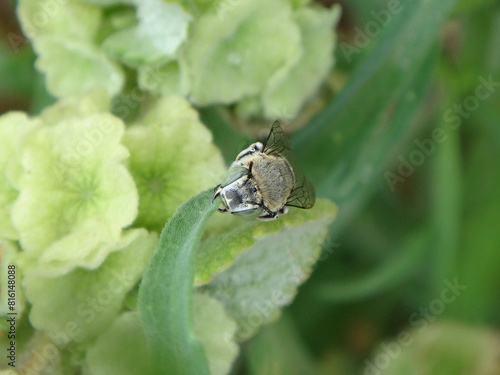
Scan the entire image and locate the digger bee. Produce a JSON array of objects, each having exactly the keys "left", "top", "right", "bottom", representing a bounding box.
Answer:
[{"left": 212, "top": 121, "right": 315, "bottom": 221}]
